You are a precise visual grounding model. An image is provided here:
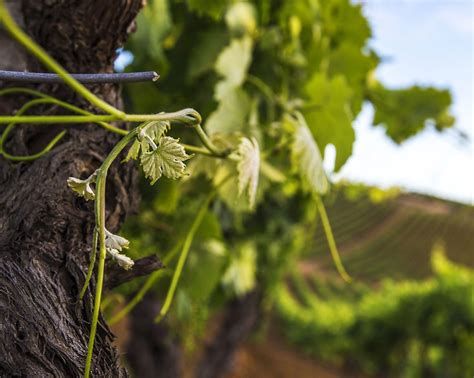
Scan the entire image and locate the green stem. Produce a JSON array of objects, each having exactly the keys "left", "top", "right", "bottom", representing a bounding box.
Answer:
[
  {"left": 246, "top": 74, "right": 277, "bottom": 121},
  {"left": 315, "top": 196, "right": 352, "bottom": 283},
  {"left": 182, "top": 143, "right": 223, "bottom": 157},
  {"left": 154, "top": 192, "right": 215, "bottom": 323},
  {"left": 0, "top": 2, "right": 124, "bottom": 118},
  {"left": 108, "top": 270, "right": 166, "bottom": 325},
  {"left": 0, "top": 98, "right": 69, "bottom": 160},
  {"left": 38, "top": 97, "right": 127, "bottom": 135},
  {"left": 1, "top": 130, "right": 66, "bottom": 161},
  {"left": 0, "top": 97, "right": 126, "bottom": 161},
  {"left": 1, "top": 98, "right": 56, "bottom": 146},
  {"left": 83, "top": 128, "right": 141, "bottom": 378},
  {"left": 0, "top": 87, "right": 129, "bottom": 136},
  {"left": 247, "top": 75, "right": 276, "bottom": 103},
  {"left": 107, "top": 241, "right": 182, "bottom": 325},
  {"left": 79, "top": 229, "right": 98, "bottom": 300},
  {"left": 0, "top": 87, "right": 49, "bottom": 99},
  {"left": 0, "top": 115, "right": 117, "bottom": 124},
  {"left": 0, "top": 109, "right": 201, "bottom": 126},
  {"left": 194, "top": 124, "right": 229, "bottom": 157}
]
